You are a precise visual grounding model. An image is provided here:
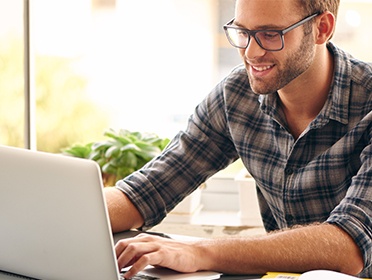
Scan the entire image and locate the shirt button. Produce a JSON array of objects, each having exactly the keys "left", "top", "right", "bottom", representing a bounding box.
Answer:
[
  {"left": 286, "top": 214, "right": 294, "bottom": 223},
  {"left": 285, "top": 168, "right": 294, "bottom": 175}
]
